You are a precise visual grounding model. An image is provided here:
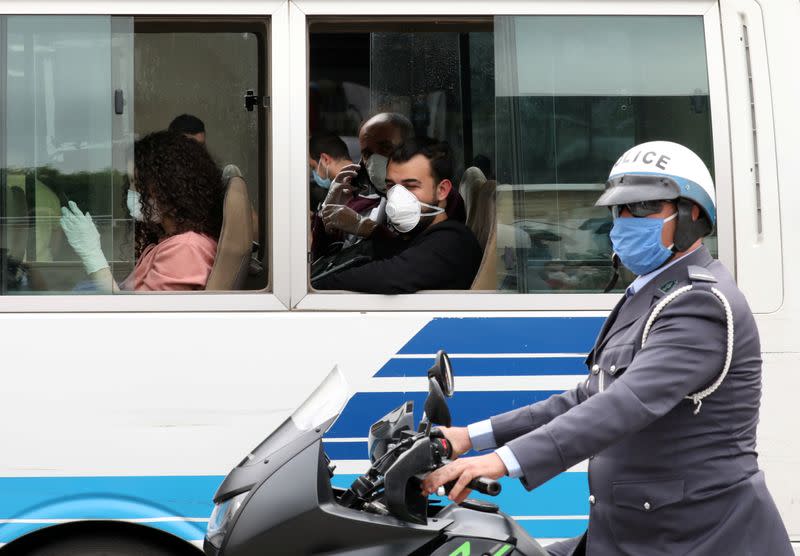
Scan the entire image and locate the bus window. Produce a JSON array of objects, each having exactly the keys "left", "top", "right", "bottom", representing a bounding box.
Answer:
[
  {"left": 133, "top": 23, "right": 269, "bottom": 291},
  {"left": 0, "top": 17, "right": 269, "bottom": 295},
  {"left": 495, "top": 15, "right": 716, "bottom": 293},
  {"left": 308, "top": 20, "right": 494, "bottom": 293},
  {"left": 307, "top": 16, "right": 716, "bottom": 294},
  {"left": 2, "top": 16, "right": 124, "bottom": 294}
]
